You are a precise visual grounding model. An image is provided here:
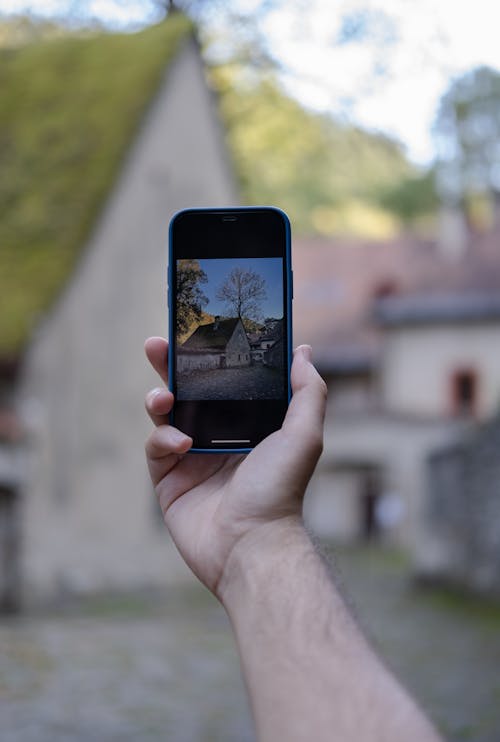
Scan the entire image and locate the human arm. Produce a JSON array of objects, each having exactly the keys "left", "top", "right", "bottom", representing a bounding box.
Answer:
[
  {"left": 144, "top": 337, "right": 442, "bottom": 742},
  {"left": 219, "top": 520, "right": 442, "bottom": 742}
]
